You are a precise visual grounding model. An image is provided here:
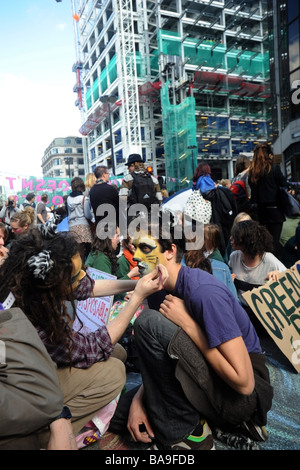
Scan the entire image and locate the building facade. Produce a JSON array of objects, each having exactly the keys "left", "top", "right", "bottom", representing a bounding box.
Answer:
[
  {"left": 268, "top": 0, "right": 300, "bottom": 184},
  {"left": 71, "top": 0, "right": 272, "bottom": 191},
  {"left": 42, "top": 136, "right": 84, "bottom": 178}
]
